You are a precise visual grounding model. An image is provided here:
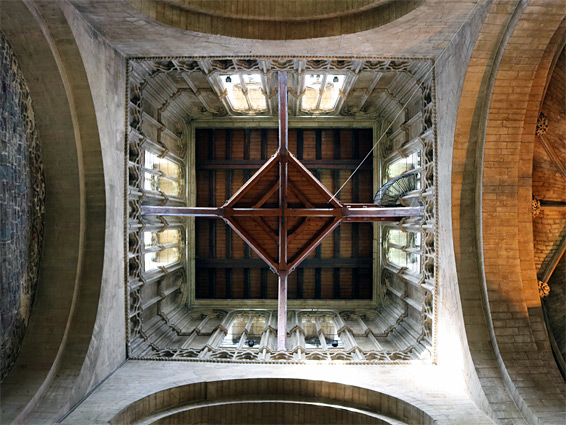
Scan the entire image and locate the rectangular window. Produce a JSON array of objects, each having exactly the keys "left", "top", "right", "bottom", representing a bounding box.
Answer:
[
  {"left": 143, "top": 151, "right": 182, "bottom": 197},
  {"left": 301, "top": 74, "right": 345, "bottom": 113},
  {"left": 144, "top": 247, "right": 180, "bottom": 272},
  {"left": 385, "top": 151, "right": 421, "bottom": 182},
  {"left": 385, "top": 228, "right": 421, "bottom": 274},
  {"left": 220, "top": 73, "right": 267, "bottom": 113}
]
